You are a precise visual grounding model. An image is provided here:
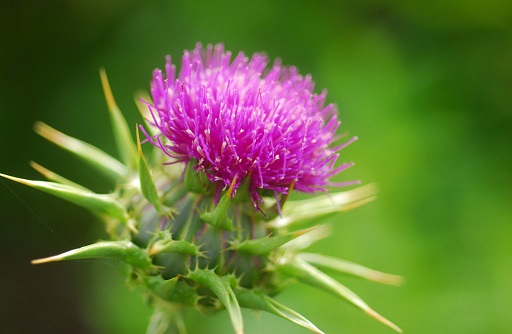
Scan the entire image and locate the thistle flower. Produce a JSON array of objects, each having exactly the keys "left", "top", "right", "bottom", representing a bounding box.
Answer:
[
  {"left": 1, "top": 44, "right": 402, "bottom": 334},
  {"left": 145, "top": 43, "right": 357, "bottom": 209}
]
